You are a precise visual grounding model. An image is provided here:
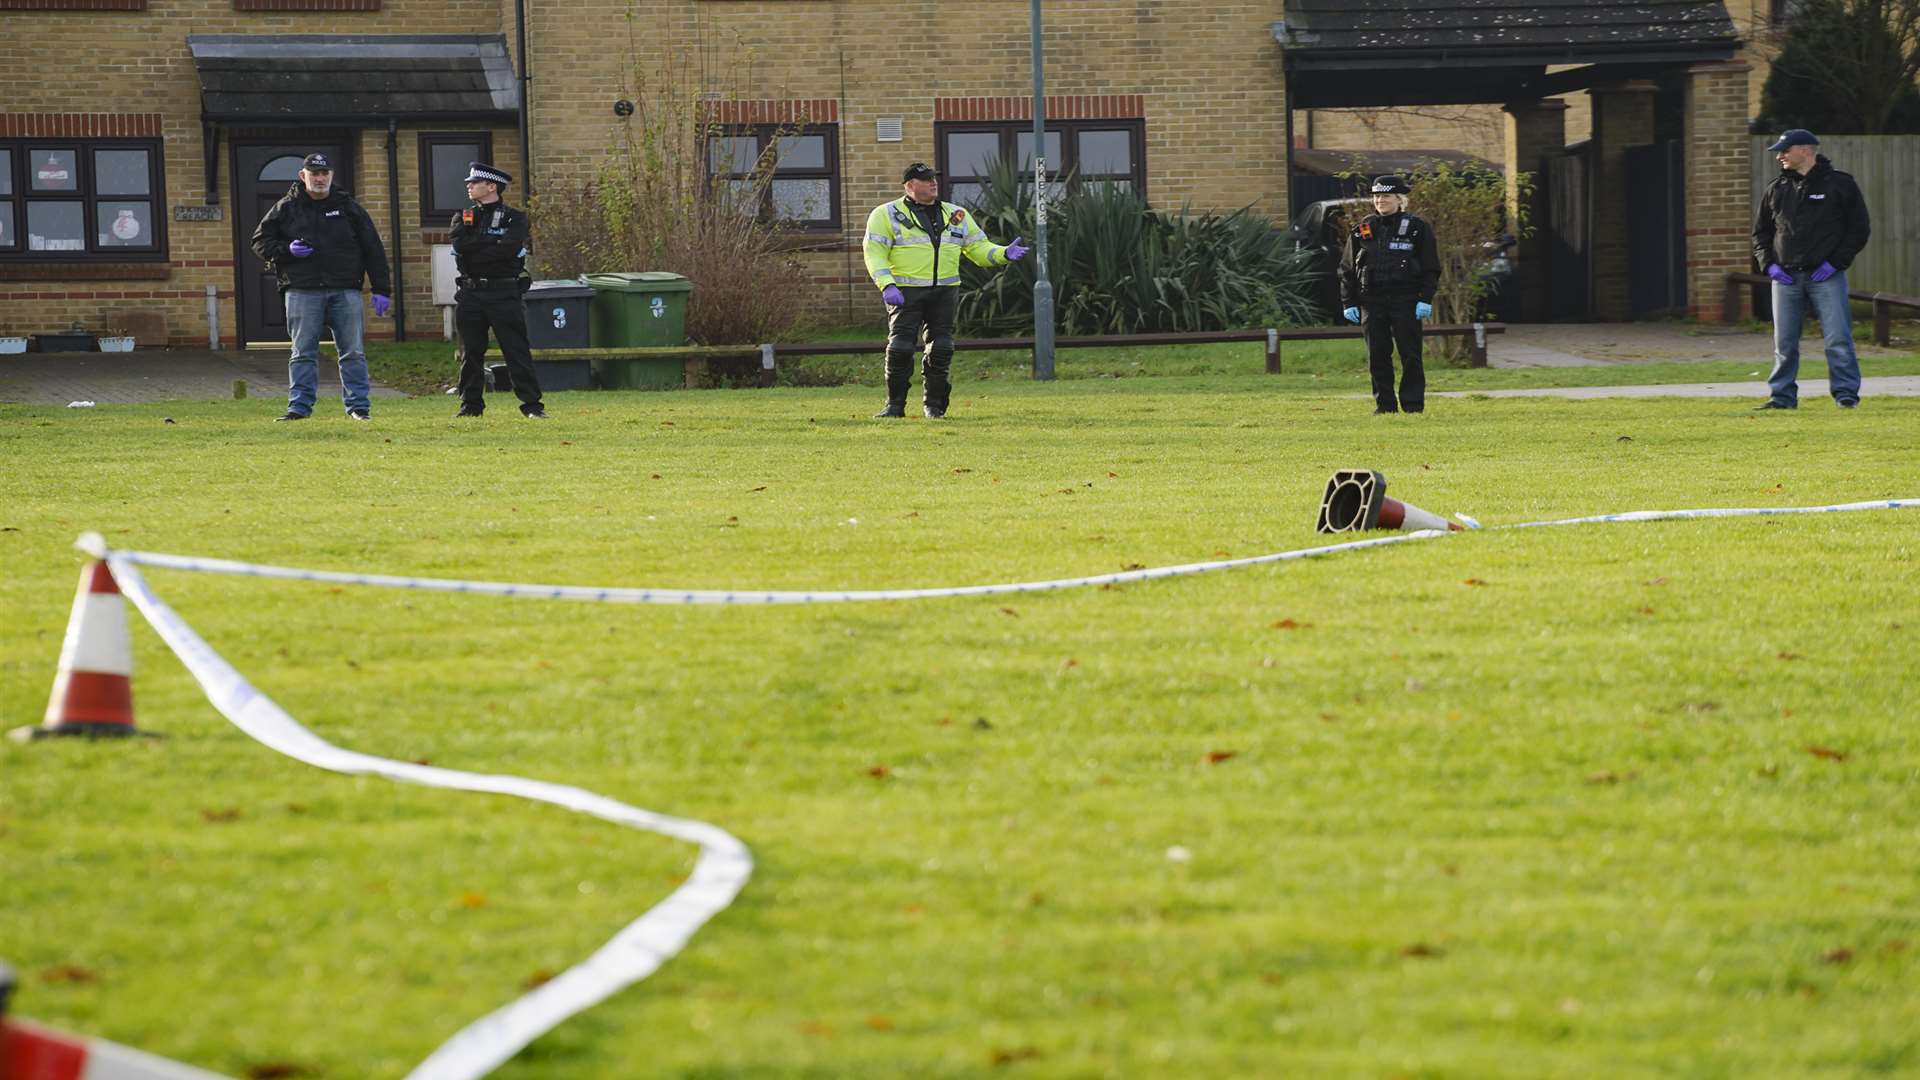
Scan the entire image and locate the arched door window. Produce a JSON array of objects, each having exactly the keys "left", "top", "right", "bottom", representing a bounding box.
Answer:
[{"left": 258, "top": 155, "right": 305, "bottom": 182}]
